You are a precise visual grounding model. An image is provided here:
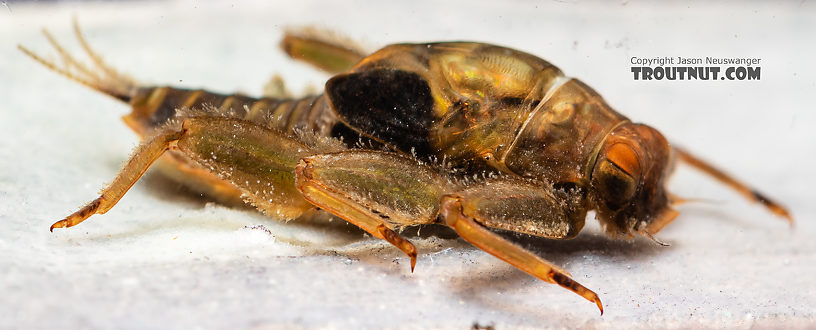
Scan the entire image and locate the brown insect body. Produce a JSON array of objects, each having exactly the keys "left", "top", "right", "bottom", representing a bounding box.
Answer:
[
  {"left": 325, "top": 42, "right": 675, "bottom": 238},
  {"left": 20, "top": 23, "right": 792, "bottom": 314}
]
